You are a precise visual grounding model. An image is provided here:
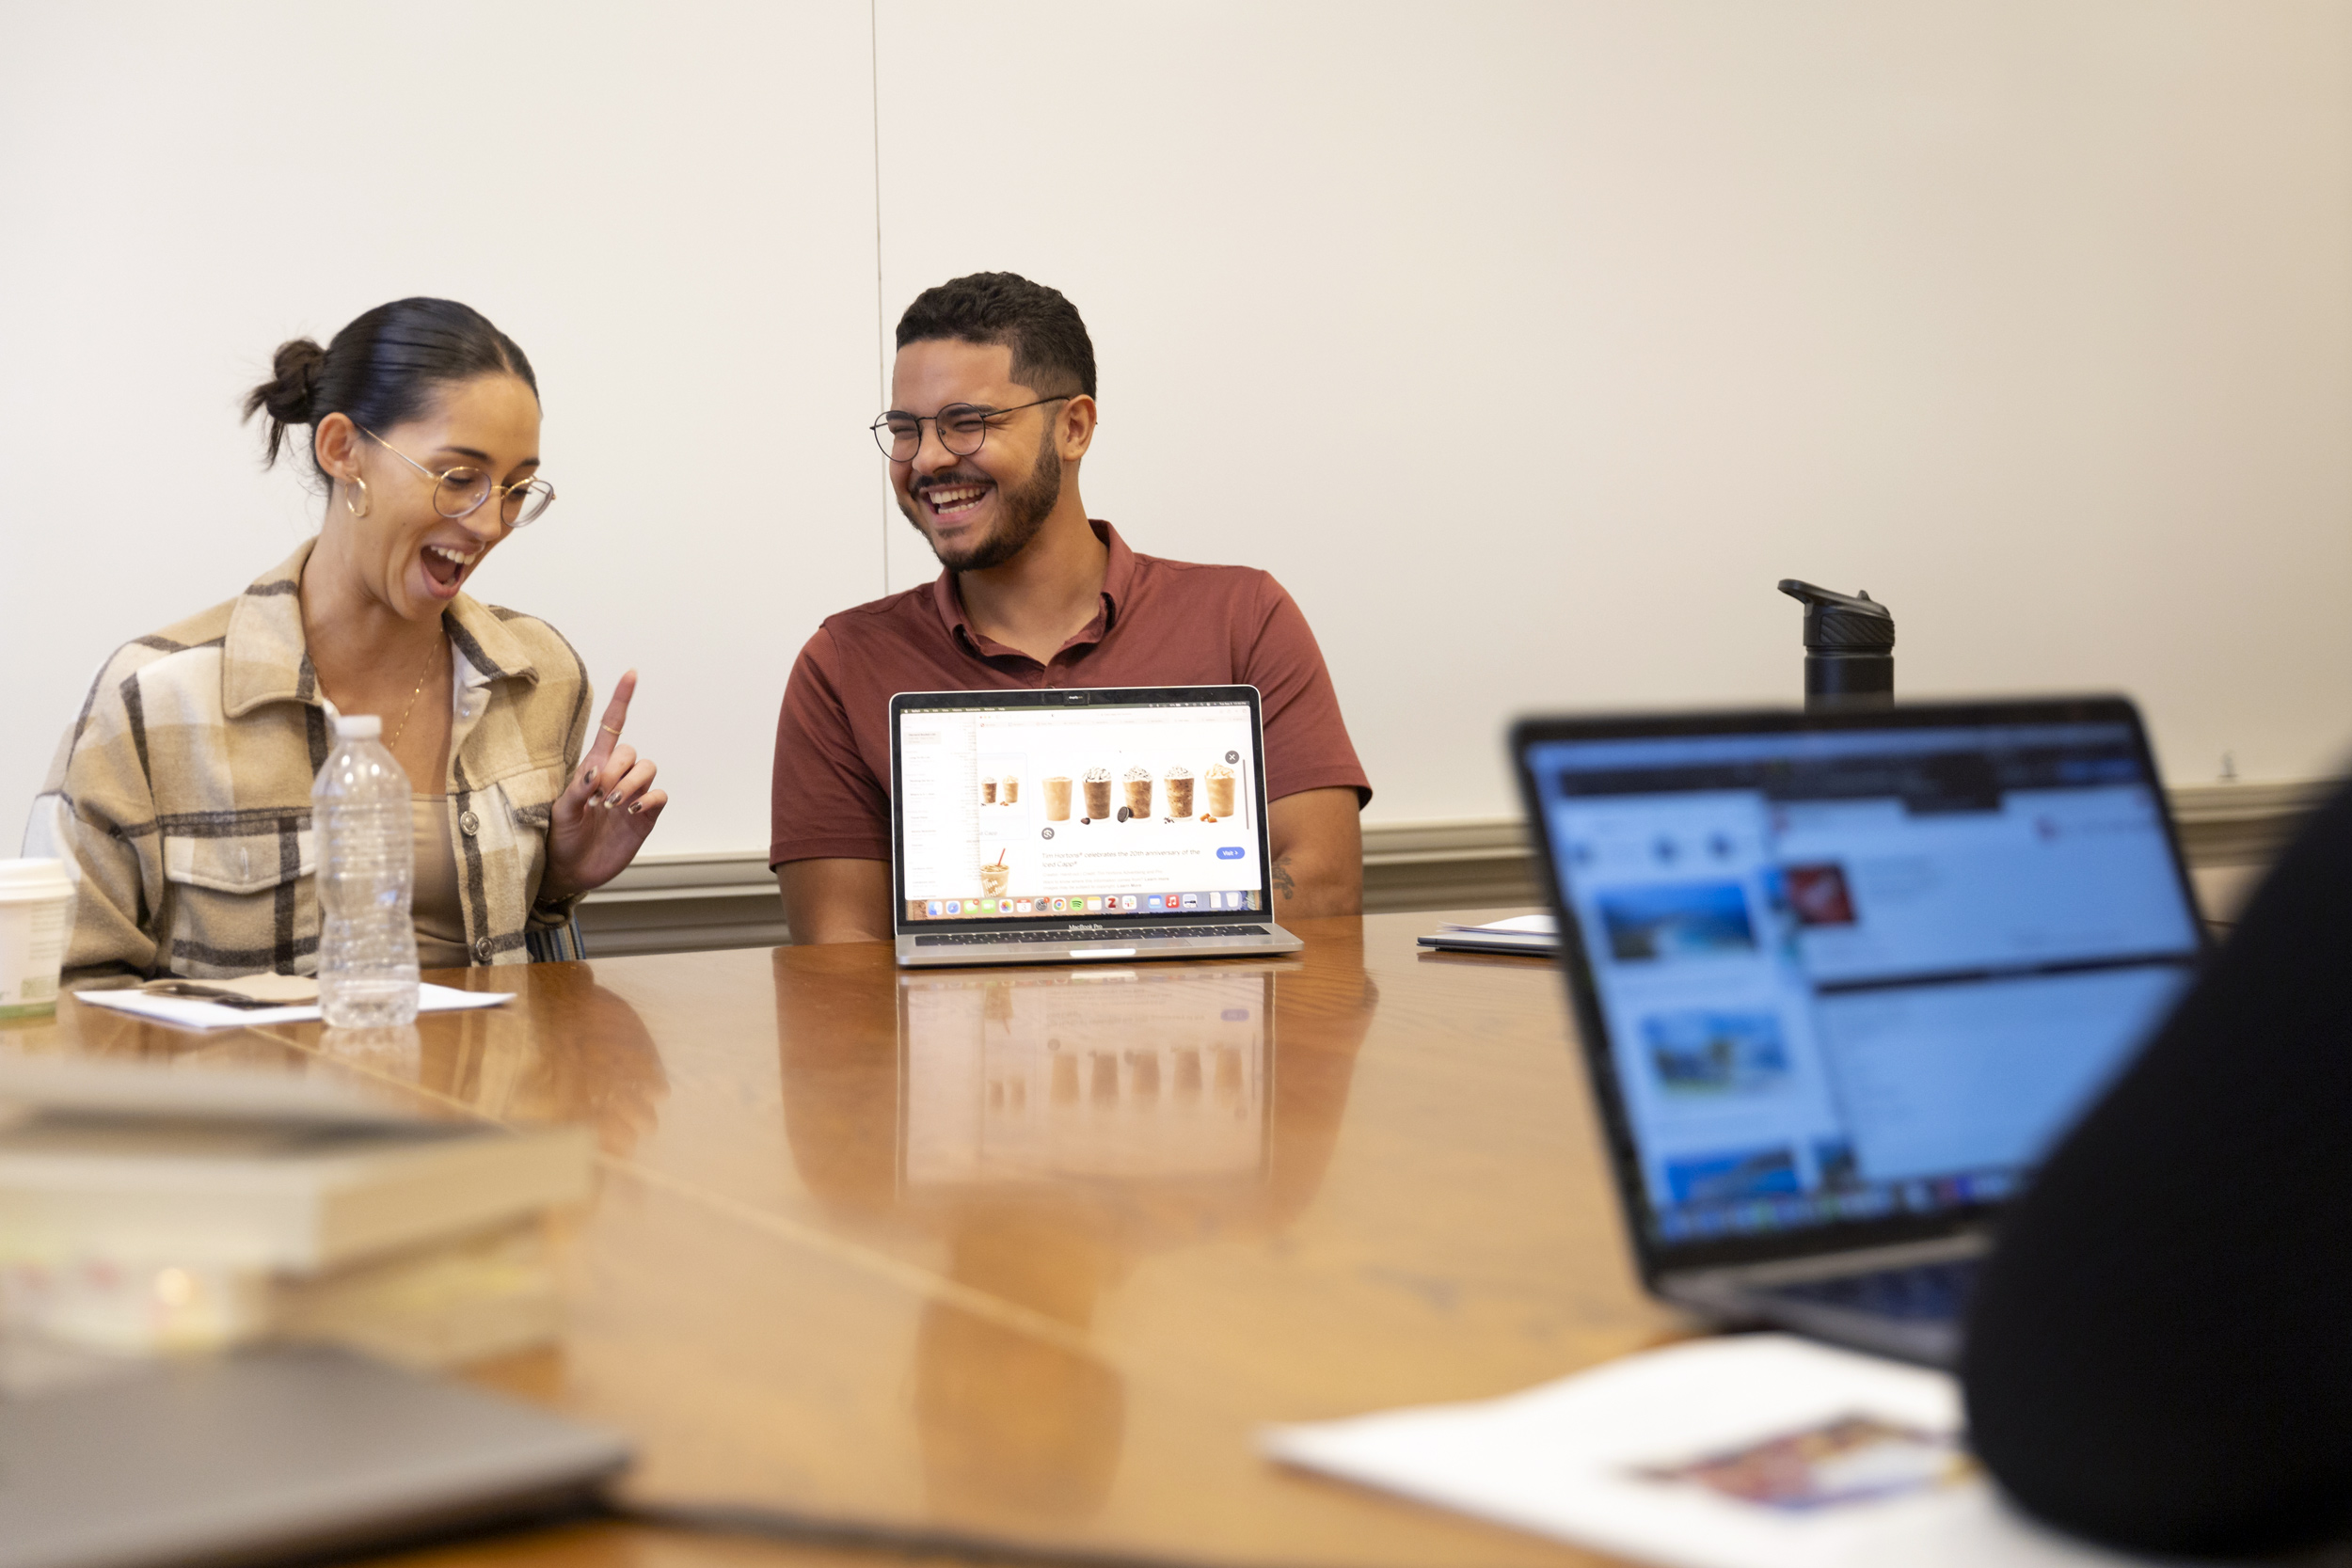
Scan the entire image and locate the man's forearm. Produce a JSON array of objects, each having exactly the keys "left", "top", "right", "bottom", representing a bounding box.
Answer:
[
  {"left": 1271, "top": 848, "right": 1362, "bottom": 919},
  {"left": 777, "top": 858, "right": 897, "bottom": 943},
  {"left": 1266, "top": 786, "right": 1365, "bottom": 920}
]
